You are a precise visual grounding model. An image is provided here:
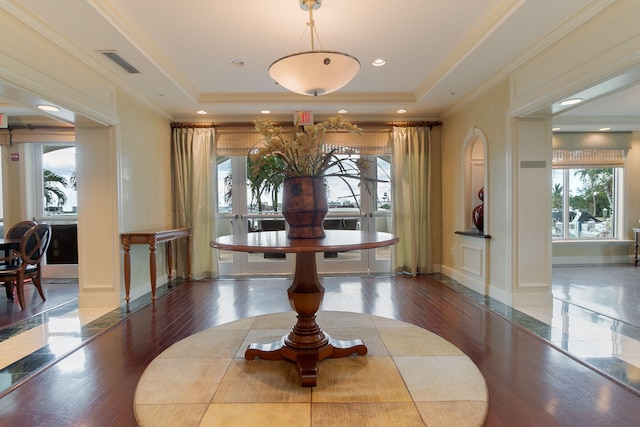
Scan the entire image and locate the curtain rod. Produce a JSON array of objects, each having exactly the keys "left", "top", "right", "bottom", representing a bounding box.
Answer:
[
  {"left": 170, "top": 122, "right": 215, "bottom": 129},
  {"left": 391, "top": 121, "right": 442, "bottom": 128},
  {"left": 172, "top": 120, "right": 442, "bottom": 129}
]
